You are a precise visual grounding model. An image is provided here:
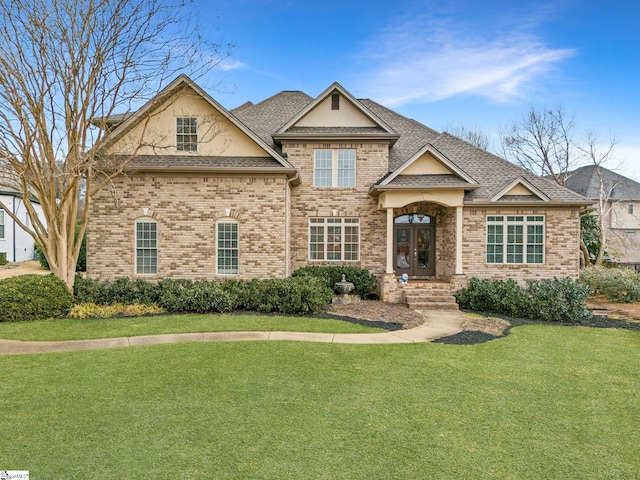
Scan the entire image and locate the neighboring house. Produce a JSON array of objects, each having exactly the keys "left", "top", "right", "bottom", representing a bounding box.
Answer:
[
  {"left": 0, "top": 190, "right": 45, "bottom": 262},
  {"left": 562, "top": 165, "right": 640, "bottom": 268},
  {"left": 88, "top": 75, "right": 590, "bottom": 303}
]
